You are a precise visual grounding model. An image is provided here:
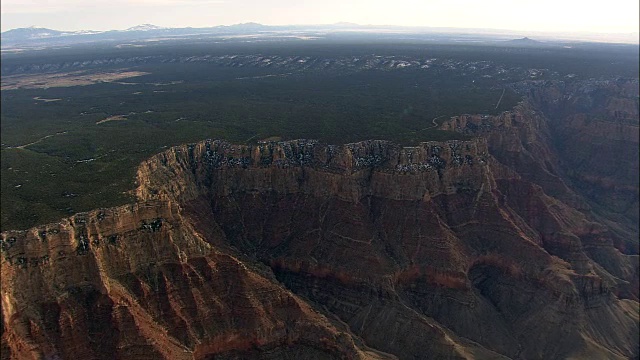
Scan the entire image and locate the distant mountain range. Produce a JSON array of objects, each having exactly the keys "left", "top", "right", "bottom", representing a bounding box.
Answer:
[
  {"left": 1, "top": 23, "right": 260, "bottom": 40},
  {"left": 0, "top": 22, "right": 284, "bottom": 48},
  {"left": 124, "top": 24, "right": 168, "bottom": 31},
  {"left": 1, "top": 23, "right": 637, "bottom": 49}
]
